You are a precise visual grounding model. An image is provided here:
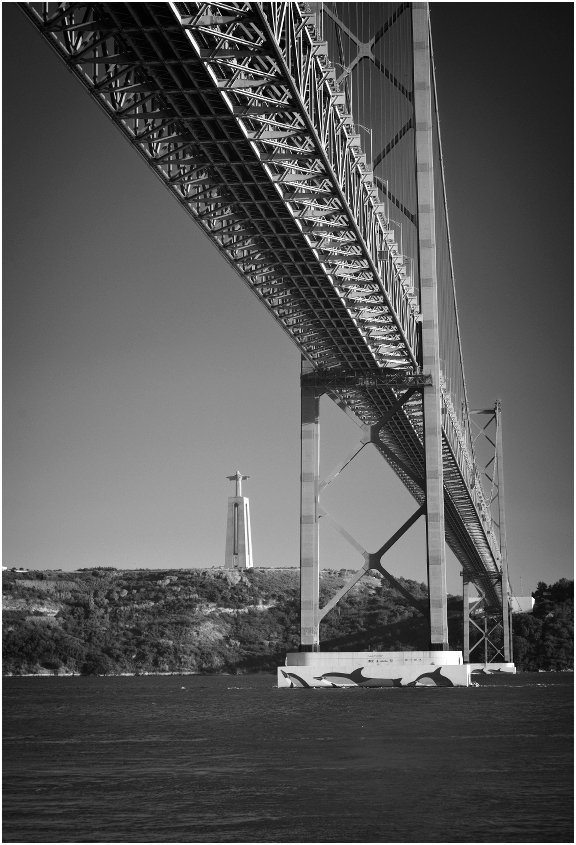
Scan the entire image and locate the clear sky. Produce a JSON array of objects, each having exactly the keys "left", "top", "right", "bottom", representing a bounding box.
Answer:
[{"left": 3, "top": 4, "right": 573, "bottom": 598}]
